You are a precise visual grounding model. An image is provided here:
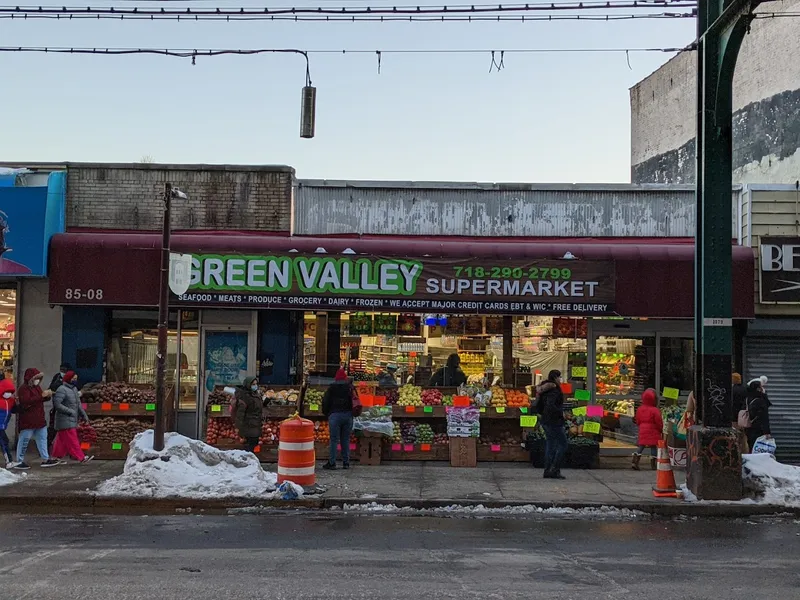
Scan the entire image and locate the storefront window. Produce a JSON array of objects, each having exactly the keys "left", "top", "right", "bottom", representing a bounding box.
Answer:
[
  {"left": 307, "top": 312, "right": 588, "bottom": 389},
  {"left": 0, "top": 288, "right": 16, "bottom": 371},
  {"left": 177, "top": 311, "right": 199, "bottom": 410},
  {"left": 595, "top": 335, "right": 656, "bottom": 399},
  {"left": 659, "top": 337, "right": 694, "bottom": 398},
  {"left": 107, "top": 310, "right": 199, "bottom": 404}
]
